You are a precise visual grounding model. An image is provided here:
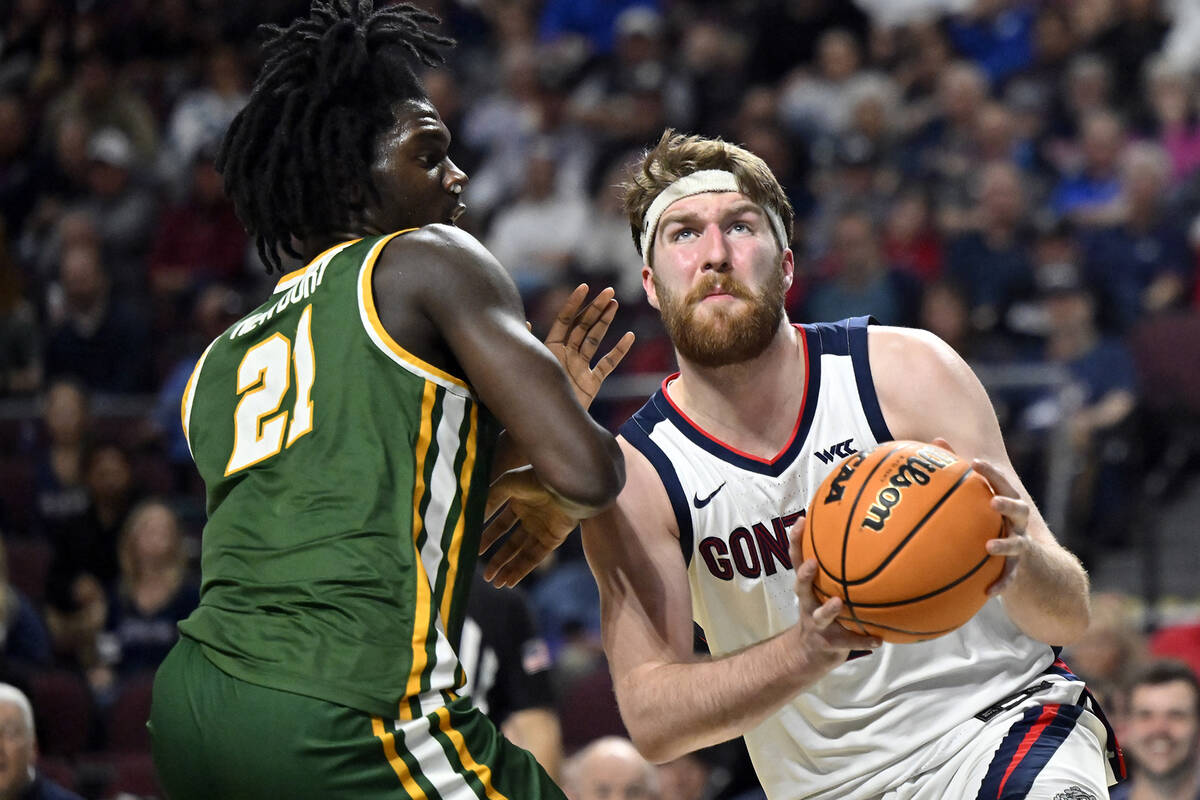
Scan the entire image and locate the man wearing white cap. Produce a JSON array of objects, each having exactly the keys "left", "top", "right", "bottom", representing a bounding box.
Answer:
[{"left": 487, "top": 130, "right": 1119, "bottom": 799}]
